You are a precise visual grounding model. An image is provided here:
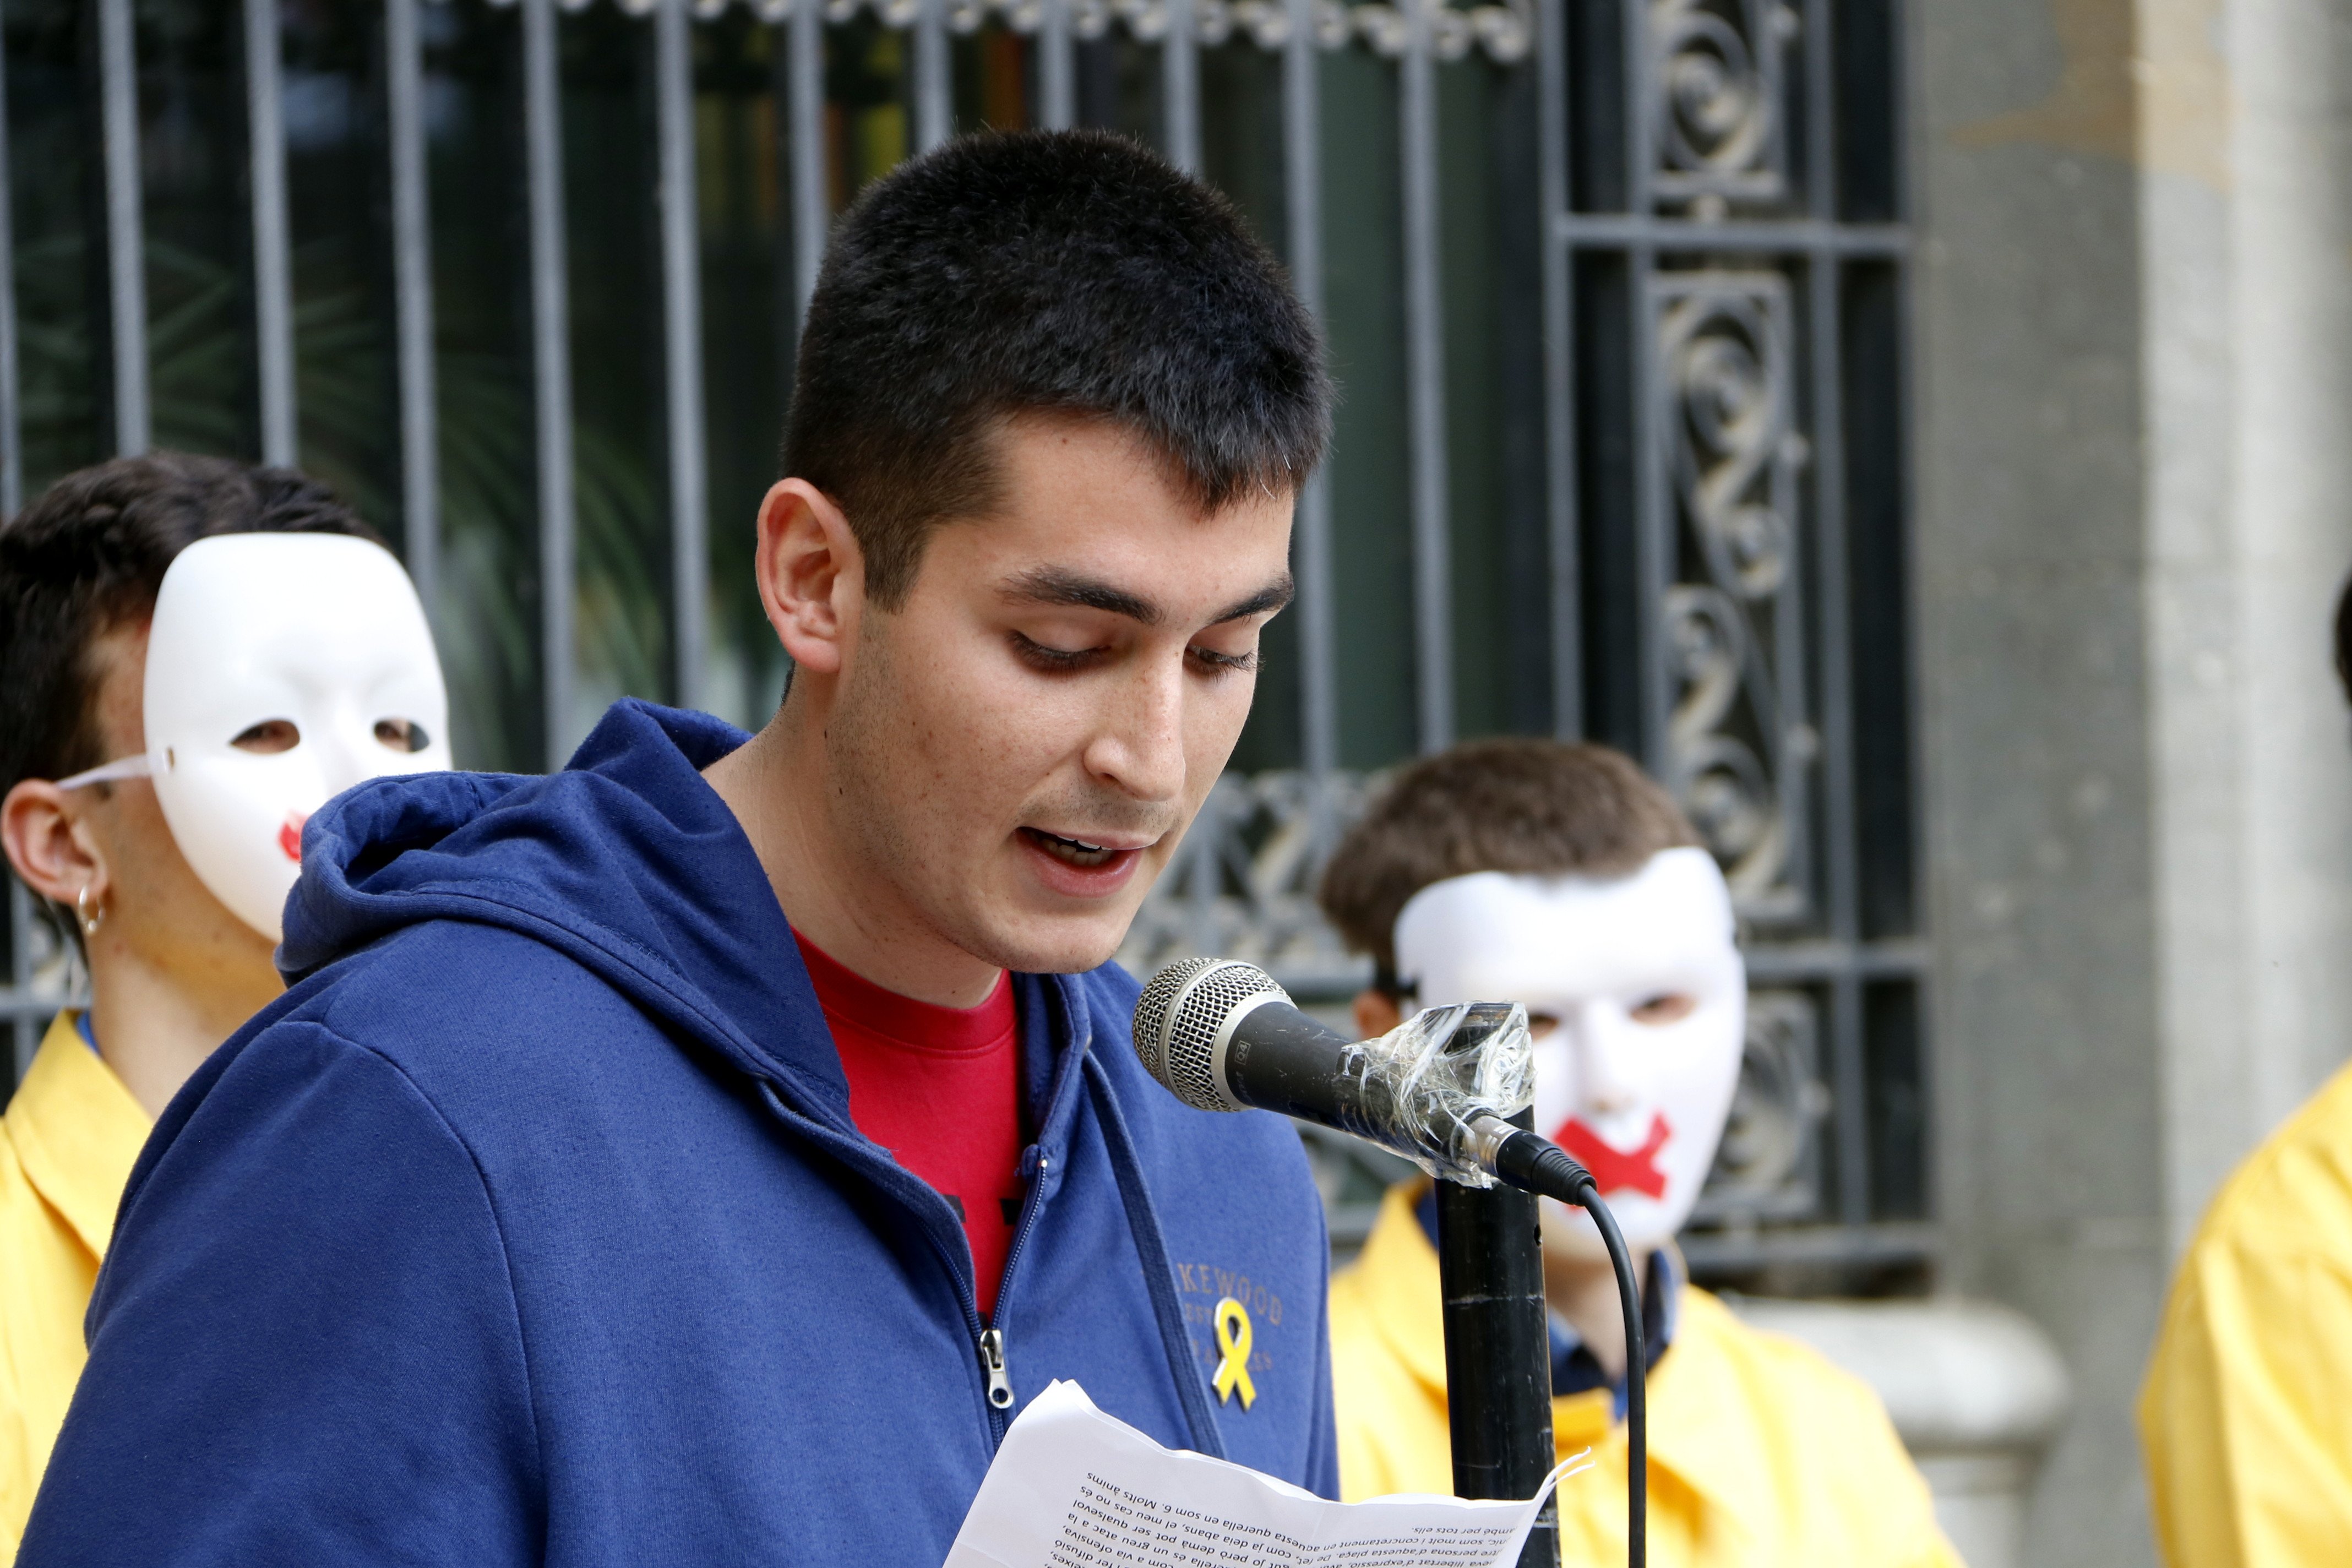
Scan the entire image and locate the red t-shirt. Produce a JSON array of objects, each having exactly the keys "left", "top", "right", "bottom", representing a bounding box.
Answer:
[{"left": 794, "top": 934, "right": 1025, "bottom": 1317}]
